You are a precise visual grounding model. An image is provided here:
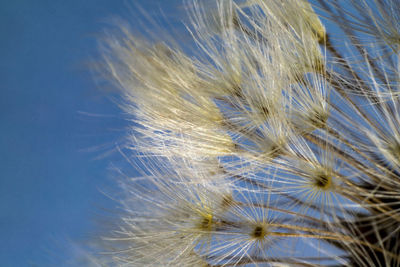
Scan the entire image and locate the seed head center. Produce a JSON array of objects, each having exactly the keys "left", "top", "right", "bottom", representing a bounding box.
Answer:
[
  {"left": 251, "top": 225, "right": 267, "bottom": 239},
  {"left": 313, "top": 173, "right": 331, "bottom": 190},
  {"left": 199, "top": 214, "right": 213, "bottom": 231}
]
